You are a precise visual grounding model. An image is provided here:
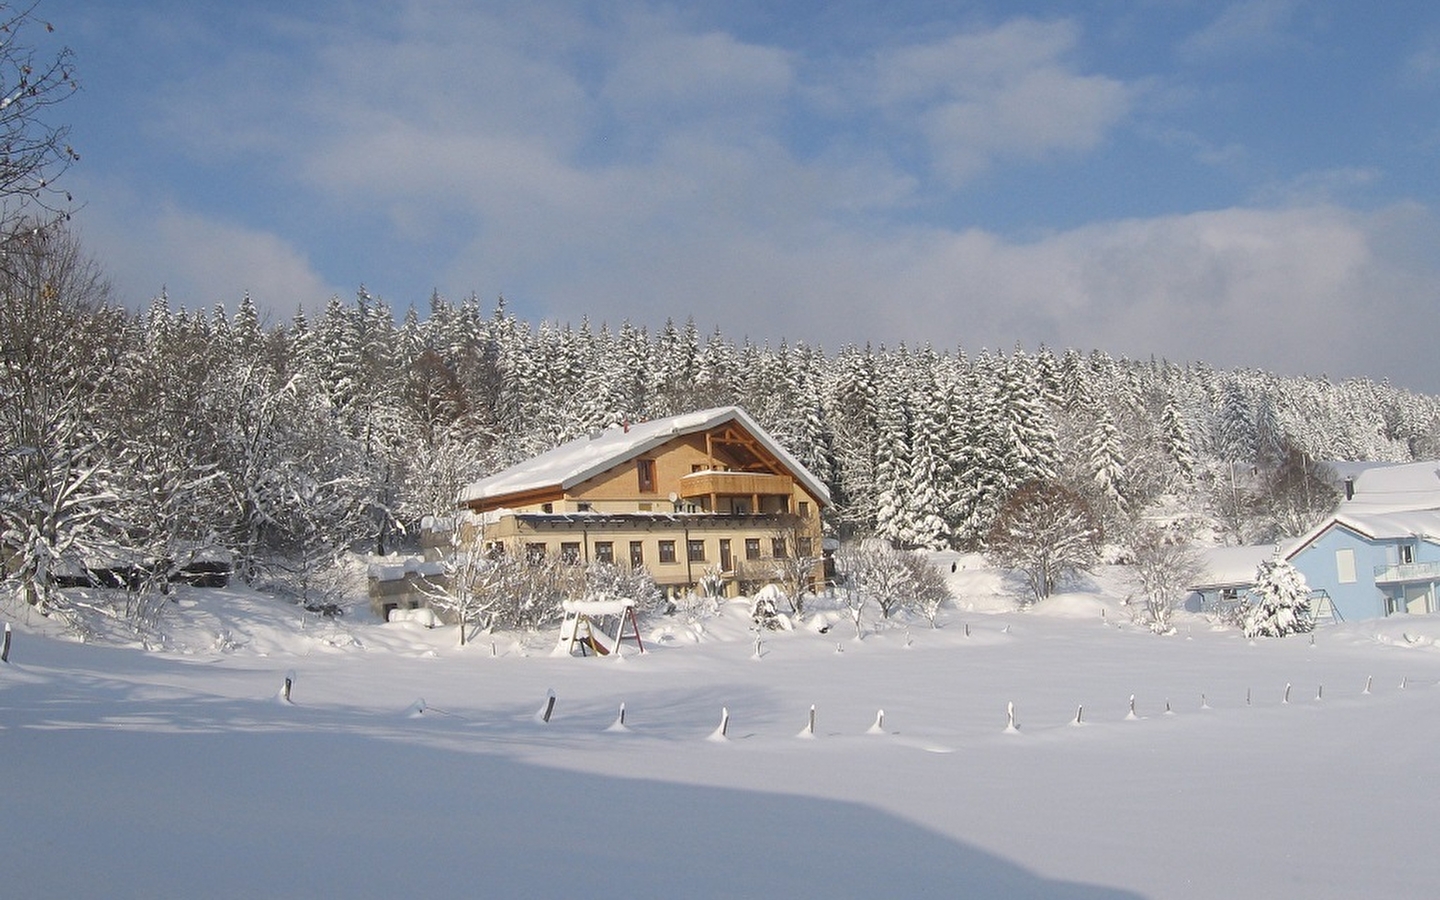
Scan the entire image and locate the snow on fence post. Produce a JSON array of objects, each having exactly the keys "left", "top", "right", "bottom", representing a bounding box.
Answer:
[
  {"left": 606, "top": 702, "right": 629, "bottom": 733},
  {"left": 707, "top": 706, "right": 730, "bottom": 741},
  {"left": 1126, "top": 694, "right": 1138, "bottom": 720},
  {"left": 280, "top": 670, "right": 295, "bottom": 704},
  {"left": 1316, "top": 684, "right": 1323, "bottom": 701},
  {"left": 798, "top": 705, "right": 816, "bottom": 739},
  {"left": 867, "top": 709, "right": 885, "bottom": 734},
  {"left": 1201, "top": 693, "right": 1210, "bottom": 710},
  {"left": 1363, "top": 676, "right": 1373, "bottom": 695},
  {"left": 537, "top": 689, "right": 557, "bottom": 723},
  {"left": 1401, "top": 676, "right": 1409, "bottom": 690},
  {"left": 1283, "top": 683, "right": 1292, "bottom": 704},
  {"left": 1004, "top": 701, "right": 1019, "bottom": 733},
  {"left": 1073, "top": 704, "right": 1083, "bottom": 726},
  {"left": 2, "top": 622, "right": 11, "bottom": 664}
]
